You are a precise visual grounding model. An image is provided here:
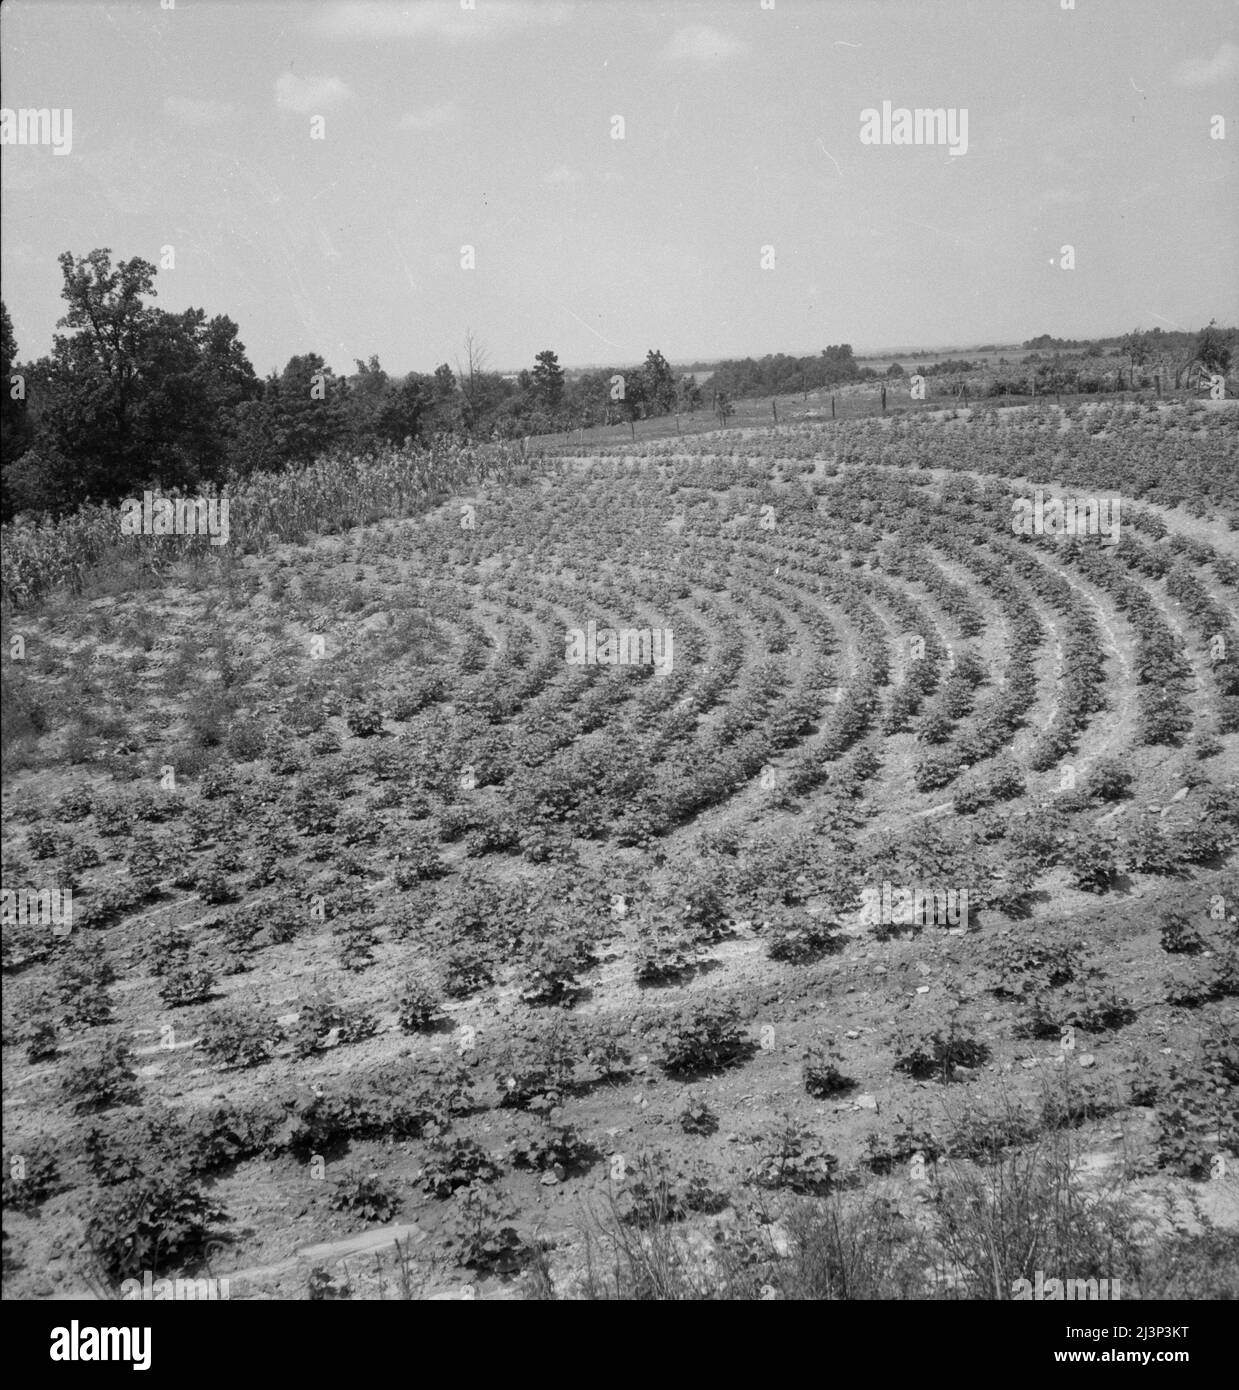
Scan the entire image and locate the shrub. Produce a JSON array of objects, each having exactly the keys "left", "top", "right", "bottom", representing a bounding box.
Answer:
[
  {"left": 508, "top": 1122, "right": 598, "bottom": 1176},
  {"left": 1085, "top": 757, "right": 1133, "bottom": 802},
  {"left": 23, "top": 1016, "right": 59, "bottom": 1063},
  {"left": 747, "top": 1120, "right": 838, "bottom": 1195},
  {"left": 422, "top": 1138, "right": 503, "bottom": 1199},
  {"left": 520, "top": 940, "right": 585, "bottom": 1007},
  {"left": 396, "top": 976, "right": 445, "bottom": 1033},
  {"left": 328, "top": 1171, "right": 402, "bottom": 1223},
  {"left": 1159, "top": 910, "right": 1205, "bottom": 955},
  {"left": 442, "top": 1186, "right": 529, "bottom": 1274},
  {"left": 678, "top": 1096, "right": 719, "bottom": 1136},
  {"left": 392, "top": 833, "right": 448, "bottom": 886},
  {"left": 657, "top": 1001, "right": 750, "bottom": 1076},
  {"left": 195, "top": 868, "right": 237, "bottom": 905},
  {"left": 60, "top": 1035, "right": 140, "bottom": 1112},
  {"left": 158, "top": 962, "right": 216, "bottom": 1008},
  {"left": 84, "top": 1175, "right": 228, "bottom": 1282},
  {"left": 633, "top": 932, "right": 696, "bottom": 985},
  {"left": 990, "top": 934, "right": 1090, "bottom": 997},
  {"left": 2, "top": 1140, "right": 61, "bottom": 1210},
  {"left": 345, "top": 704, "right": 384, "bottom": 738},
  {"left": 765, "top": 910, "right": 840, "bottom": 964},
  {"left": 892, "top": 1022, "right": 989, "bottom": 1082},
  {"left": 802, "top": 1042, "right": 854, "bottom": 1098},
  {"left": 197, "top": 1004, "right": 275, "bottom": 1070},
  {"left": 285, "top": 993, "right": 379, "bottom": 1058},
  {"left": 443, "top": 947, "right": 493, "bottom": 1000}
]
